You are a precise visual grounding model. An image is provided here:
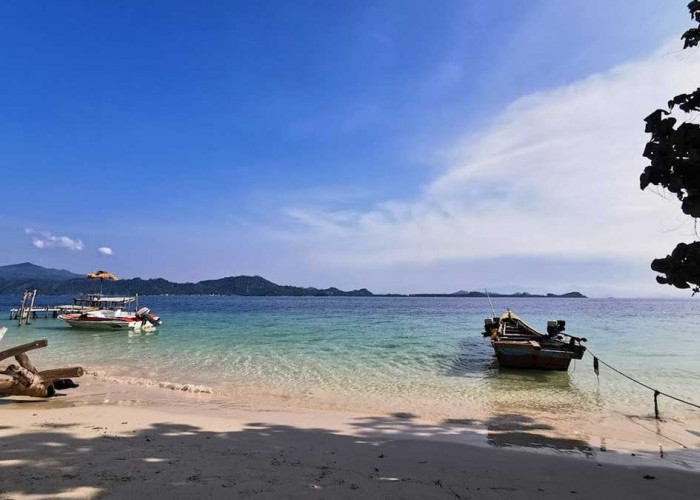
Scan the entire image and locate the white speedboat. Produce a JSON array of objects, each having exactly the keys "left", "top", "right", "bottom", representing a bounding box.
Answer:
[{"left": 59, "top": 294, "right": 162, "bottom": 331}]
